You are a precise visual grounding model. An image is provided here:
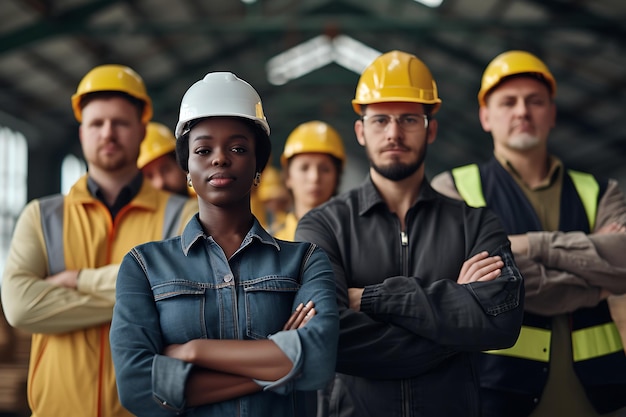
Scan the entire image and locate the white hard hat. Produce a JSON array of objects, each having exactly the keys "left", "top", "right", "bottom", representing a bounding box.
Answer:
[{"left": 175, "top": 71, "right": 270, "bottom": 139}]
